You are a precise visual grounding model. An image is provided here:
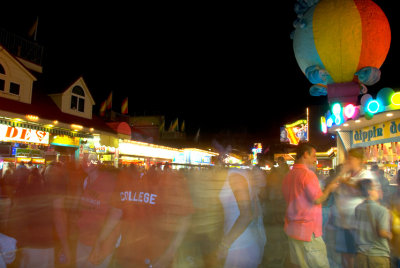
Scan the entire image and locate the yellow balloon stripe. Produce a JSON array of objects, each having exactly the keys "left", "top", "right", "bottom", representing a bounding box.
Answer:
[{"left": 313, "top": 0, "right": 362, "bottom": 83}]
